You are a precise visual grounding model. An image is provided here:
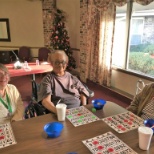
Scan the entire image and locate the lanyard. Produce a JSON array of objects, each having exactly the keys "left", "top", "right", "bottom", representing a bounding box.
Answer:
[{"left": 0, "top": 93, "right": 12, "bottom": 113}]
